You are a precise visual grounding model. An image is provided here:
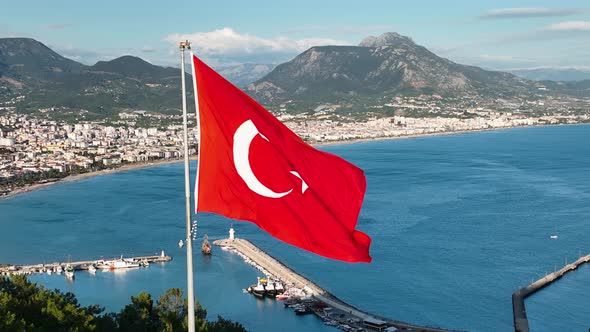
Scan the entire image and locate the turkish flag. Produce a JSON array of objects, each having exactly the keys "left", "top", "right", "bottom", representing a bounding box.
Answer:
[{"left": 191, "top": 54, "right": 371, "bottom": 263}]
